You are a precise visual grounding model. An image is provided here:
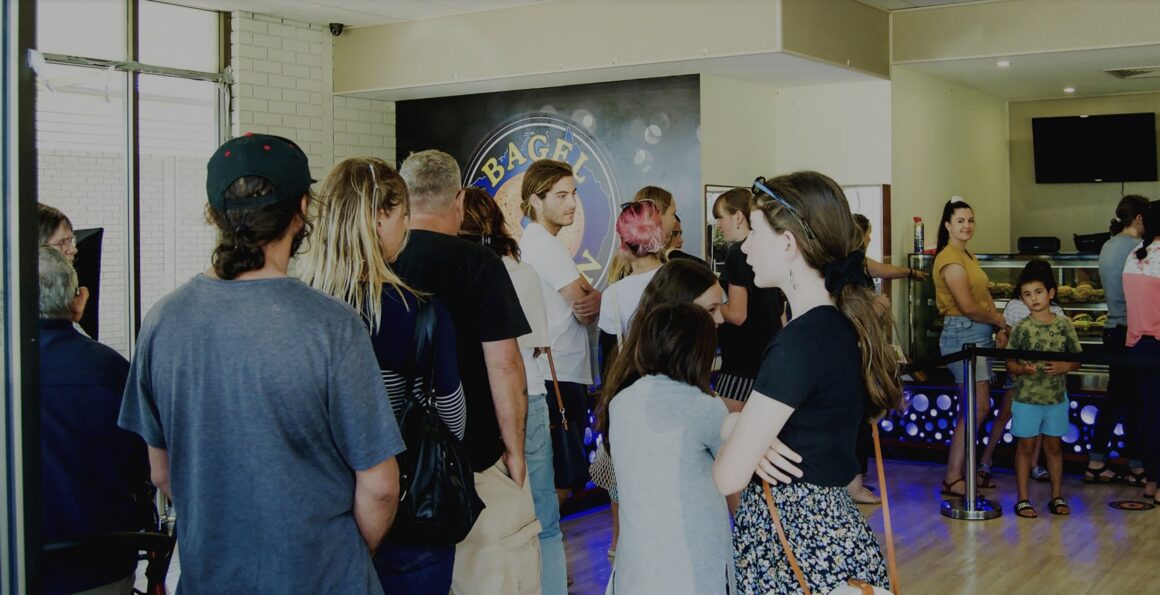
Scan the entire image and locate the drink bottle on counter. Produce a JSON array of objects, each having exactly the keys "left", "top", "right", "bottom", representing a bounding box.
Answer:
[{"left": 913, "top": 217, "right": 924, "bottom": 254}]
